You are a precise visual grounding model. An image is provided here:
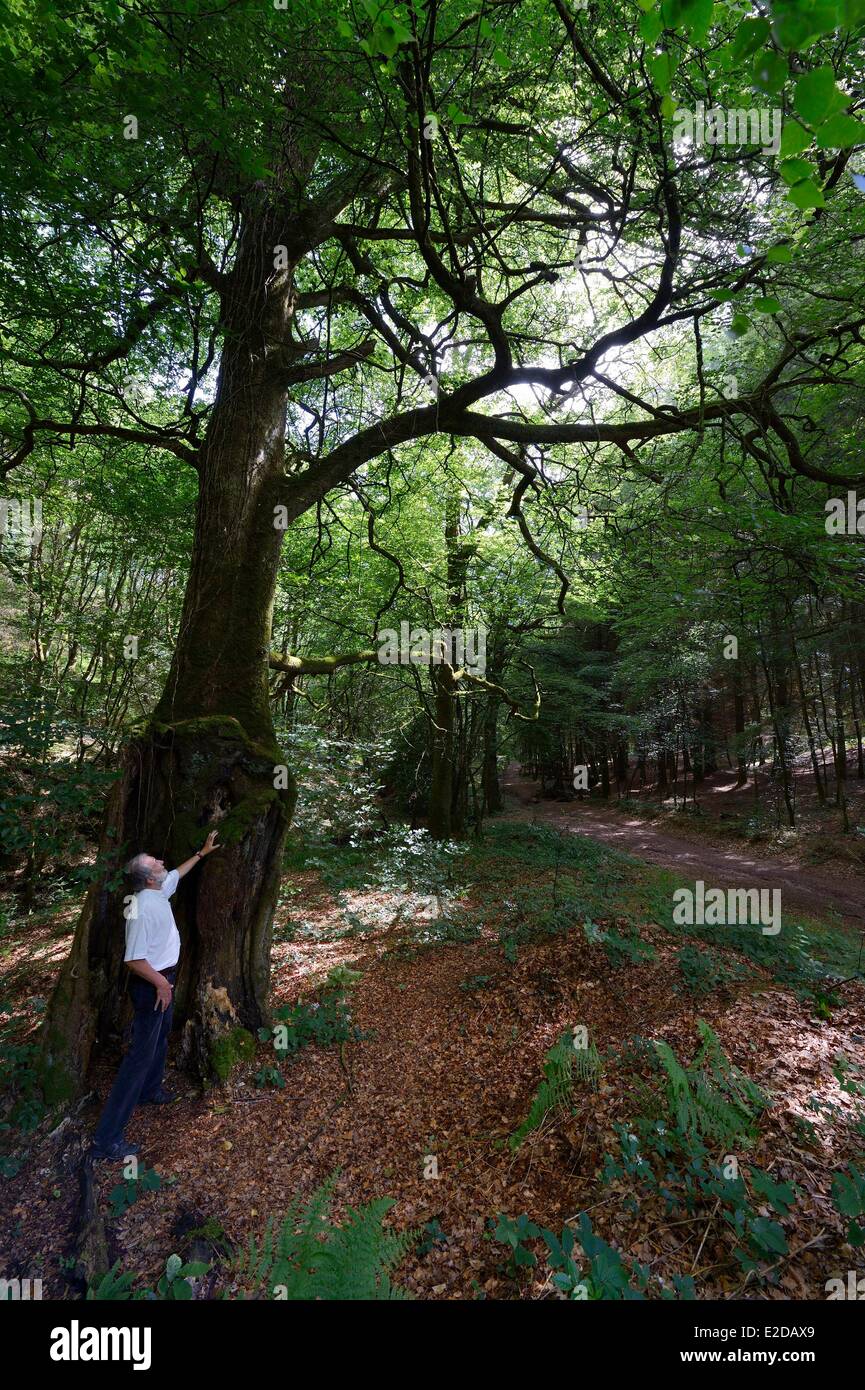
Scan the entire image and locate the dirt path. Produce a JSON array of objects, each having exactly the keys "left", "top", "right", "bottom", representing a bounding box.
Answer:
[{"left": 502, "top": 766, "right": 865, "bottom": 929}]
